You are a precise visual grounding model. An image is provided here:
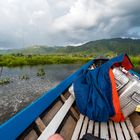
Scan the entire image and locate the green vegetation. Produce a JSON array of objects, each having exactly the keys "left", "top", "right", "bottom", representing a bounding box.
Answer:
[
  {"left": 0, "top": 78, "right": 11, "bottom": 85},
  {"left": 19, "top": 74, "right": 29, "bottom": 80},
  {"left": 0, "top": 38, "right": 140, "bottom": 67},
  {"left": 0, "top": 54, "right": 139, "bottom": 67},
  {"left": 0, "top": 54, "right": 92, "bottom": 67},
  {"left": 130, "top": 56, "right": 140, "bottom": 67},
  {"left": 1, "top": 38, "right": 140, "bottom": 56},
  {"left": 37, "top": 68, "right": 45, "bottom": 77}
]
